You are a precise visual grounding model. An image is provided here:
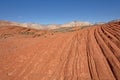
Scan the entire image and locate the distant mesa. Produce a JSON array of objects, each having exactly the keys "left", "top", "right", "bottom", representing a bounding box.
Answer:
[
  {"left": 1, "top": 19, "right": 119, "bottom": 30},
  {"left": 0, "top": 20, "right": 92, "bottom": 29}
]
